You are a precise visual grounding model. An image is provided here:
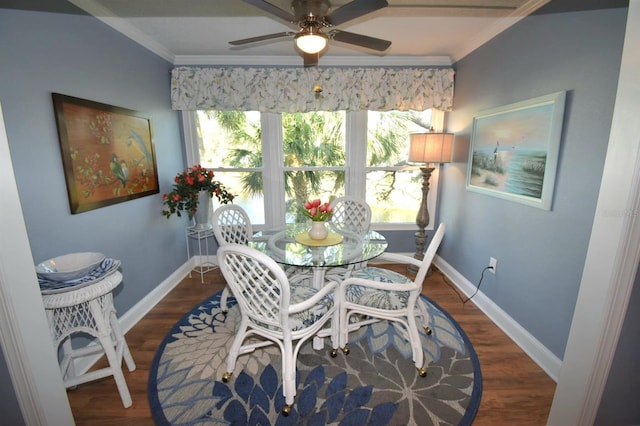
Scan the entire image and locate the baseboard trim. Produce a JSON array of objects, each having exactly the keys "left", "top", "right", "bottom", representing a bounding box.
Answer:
[
  {"left": 434, "top": 255, "right": 561, "bottom": 381},
  {"left": 118, "top": 260, "right": 194, "bottom": 333},
  {"left": 75, "top": 254, "right": 561, "bottom": 383}
]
